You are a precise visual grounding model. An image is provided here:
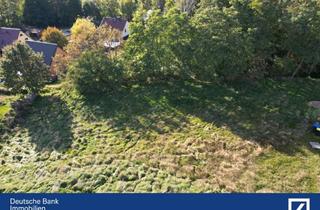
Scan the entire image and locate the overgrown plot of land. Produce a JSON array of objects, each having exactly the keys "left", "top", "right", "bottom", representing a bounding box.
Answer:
[{"left": 0, "top": 79, "right": 320, "bottom": 192}]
